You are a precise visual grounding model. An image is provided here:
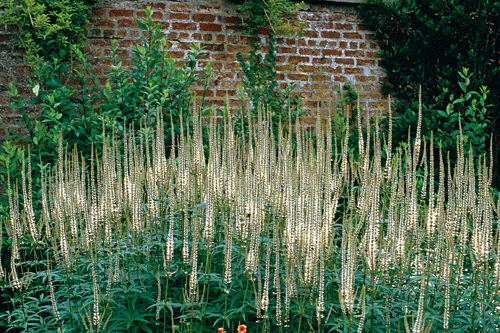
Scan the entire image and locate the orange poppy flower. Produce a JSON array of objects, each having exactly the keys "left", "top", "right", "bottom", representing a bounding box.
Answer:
[
  {"left": 237, "top": 324, "right": 247, "bottom": 333},
  {"left": 218, "top": 328, "right": 226, "bottom": 333}
]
